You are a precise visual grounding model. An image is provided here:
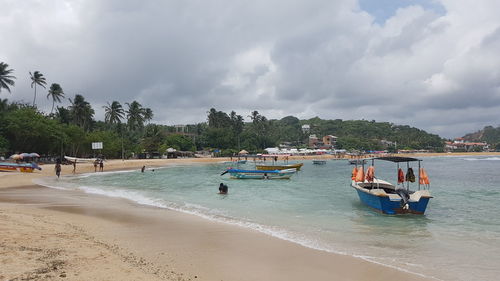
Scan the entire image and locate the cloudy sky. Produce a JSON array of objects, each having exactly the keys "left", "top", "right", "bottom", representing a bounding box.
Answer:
[{"left": 1, "top": 0, "right": 500, "bottom": 138}]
